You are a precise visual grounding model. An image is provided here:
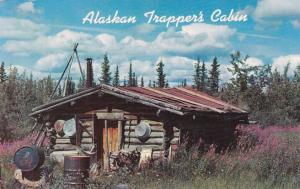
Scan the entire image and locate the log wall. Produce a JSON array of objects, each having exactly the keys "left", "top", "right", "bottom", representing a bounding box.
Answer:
[
  {"left": 53, "top": 119, "right": 94, "bottom": 152},
  {"left": 122, "top": 120, "right": 180, "bottom": 159}
]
